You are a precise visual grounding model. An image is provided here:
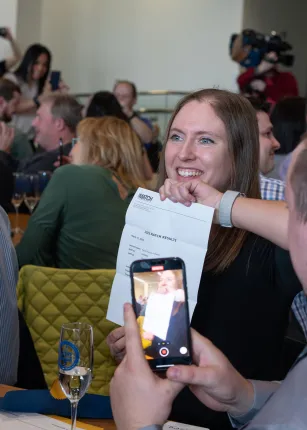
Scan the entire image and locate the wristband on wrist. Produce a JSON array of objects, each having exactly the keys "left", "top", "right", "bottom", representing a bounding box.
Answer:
[{"left": 218, "top": 191, "right": 245, "bottom": 228}]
